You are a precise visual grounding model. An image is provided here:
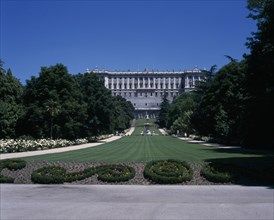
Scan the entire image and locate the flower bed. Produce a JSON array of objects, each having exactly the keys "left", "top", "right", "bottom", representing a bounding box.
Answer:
[
  {"left": 201, "top": 163, "right": 235, "bottom": 183},
  {"left": 31, "top": 166, "right": 67, "bottom": 184},
  {"left": 31, "top": 164, "right": 135, "bottom": 184},
  {"left": 96, "top": 164, "right": 136, "bottom": 183},
  {"left": 0, "top": 138, "right": 88, "bottom": 153},
  {"left": 144, "top": 159, "right": 192, "bottom": 184},
  {"left": 0, "top": 159, "right": 27, "bottom": 183}
]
